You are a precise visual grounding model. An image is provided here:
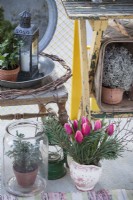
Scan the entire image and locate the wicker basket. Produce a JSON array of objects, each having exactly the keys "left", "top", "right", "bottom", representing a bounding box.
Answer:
[{"left": 95, "top": 38, "right": 133, "bottom": 113}]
